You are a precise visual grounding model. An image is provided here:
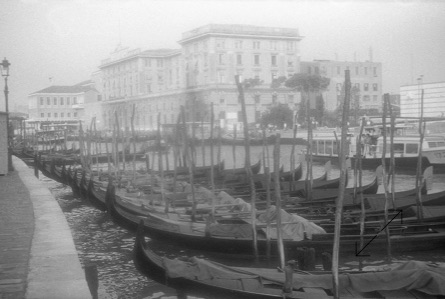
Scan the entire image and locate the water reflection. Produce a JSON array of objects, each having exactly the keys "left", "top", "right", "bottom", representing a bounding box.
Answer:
[
  {"left": 37, "top": 141, "right": 445, "bottom": 299},
  {"left": 44, "top": 179, "right": 179, "bottom": 299}
]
